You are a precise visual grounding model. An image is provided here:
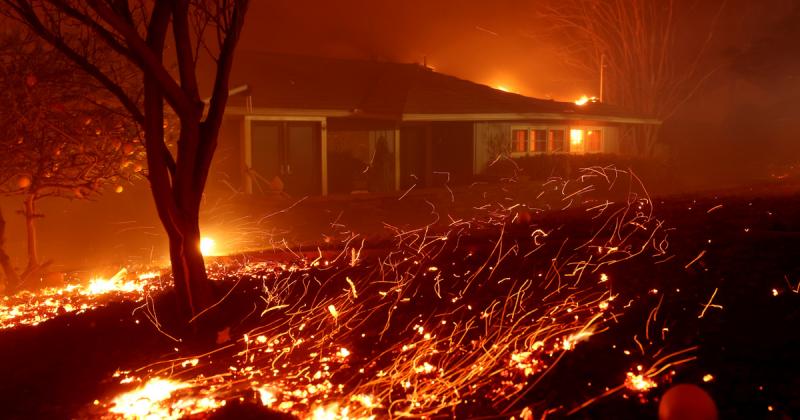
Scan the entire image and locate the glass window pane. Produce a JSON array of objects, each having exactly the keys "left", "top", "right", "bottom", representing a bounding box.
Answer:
[
  {"left": 570, "top": 129, "right": 584, "bottom": 154},
  {"left": 511, "top": 129, "right": 528, "bottom": 153},
  {"left": 549, "top": 129, "right": 565, "bottom": 152},
  {"left": 327, "top": 129, "right": 371, "bottom": 194},
  {"left": 587, "top": 129, "right": 602, "bottom": 152},
  {"left": 251, "top": 122, "right": 283, "bottom": 194},
  {"left": 531, "top": 129, "right": 547, "bottom": 152}
]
